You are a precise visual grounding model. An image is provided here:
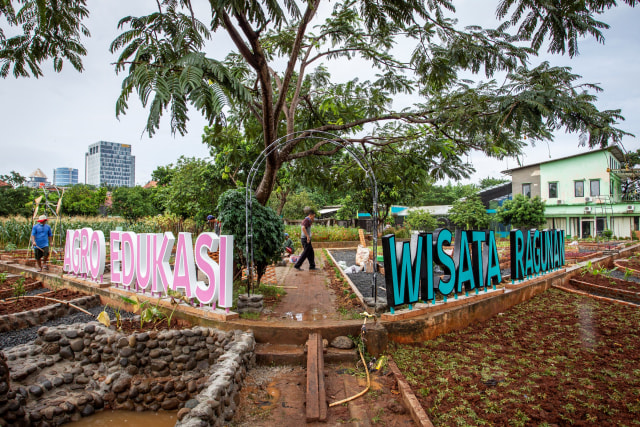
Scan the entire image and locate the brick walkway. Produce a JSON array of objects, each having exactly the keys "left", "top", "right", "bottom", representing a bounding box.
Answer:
[{"left": 269, "top": 251, "right": 339, "bottom": 321}]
